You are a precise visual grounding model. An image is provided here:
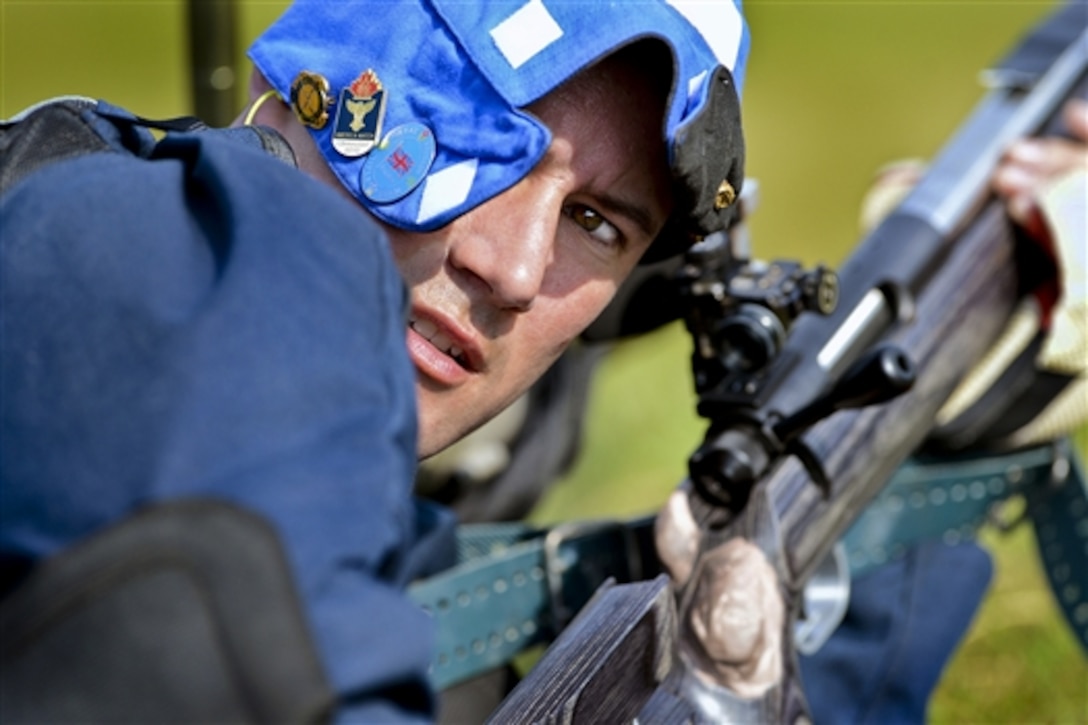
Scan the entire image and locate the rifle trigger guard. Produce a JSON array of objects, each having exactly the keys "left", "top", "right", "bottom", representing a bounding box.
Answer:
[{"left": 794, "top": 542, "right": 851, "bottom": 655}]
